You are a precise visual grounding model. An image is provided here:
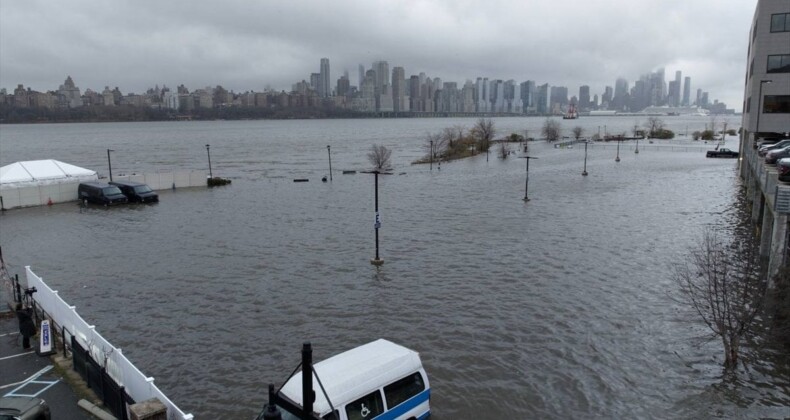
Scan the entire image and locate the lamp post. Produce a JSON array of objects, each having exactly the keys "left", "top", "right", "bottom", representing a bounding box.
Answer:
[
  {"left": 430, "top": 140, "right": 433, "bottom": 171},
  {"left": 635, "top": 137, "right": 639, "bottom": 154},
  {"left": 362, "top": 169, "right": 391, "bottom": 265},
  {"left": 206, "top": 144, "right": 213, "bottom": 178},
  {"left": 107, "top": 149, "right": 114, "bottom": 181},
  {"left": 582, "top": 142, "right": 589, "bottom": 176},
  {"left": 519, "top": 156, "right": 537, "bottom": 201},
  {"left": 756, "top": 80, "right": 772, "bottom": 142},
  {"left": 327, "top": 145, "right": 333, "bottom": 181},
  {"left": 615, "top": 139, "right": 621, "bottom": 162}
]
